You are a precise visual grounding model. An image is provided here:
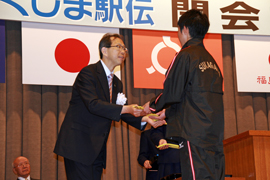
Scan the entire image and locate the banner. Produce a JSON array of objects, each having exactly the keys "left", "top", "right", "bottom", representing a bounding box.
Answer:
[
  {"left": 22, "top": 22, "right": 119, "bottom": 86},
  {"left": 0, "top": 20, "right": 5, "bottom": 83},
  {"left": 133, "top": 29, "right": 223, "bottom": 89},
  {"left": 234, "top": 35, "right": 270, "bottom": 92},
  {"left": 1, "top": 0, "right": 270, "bottom": 36}
]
